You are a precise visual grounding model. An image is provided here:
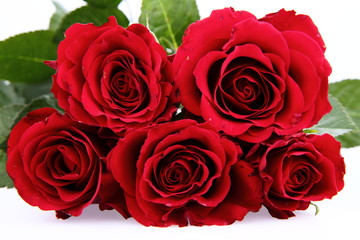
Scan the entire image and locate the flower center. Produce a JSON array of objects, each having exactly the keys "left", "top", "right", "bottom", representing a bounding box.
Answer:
[
  {"left": 102, "top": 50, "right": 150, "bottom": 114},
  {"left": 153, "top": 145, "right": 212, "bottom": 197}
]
